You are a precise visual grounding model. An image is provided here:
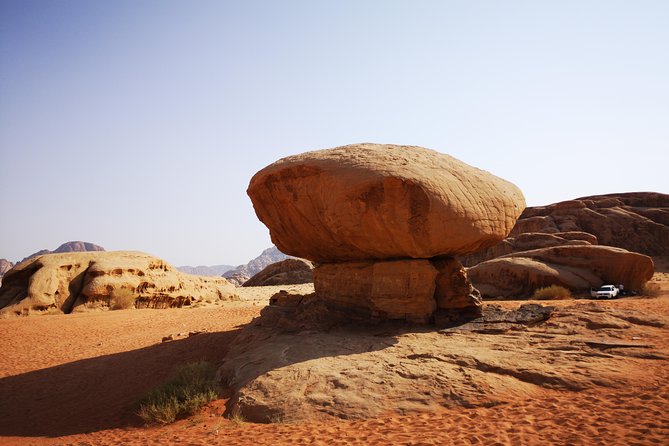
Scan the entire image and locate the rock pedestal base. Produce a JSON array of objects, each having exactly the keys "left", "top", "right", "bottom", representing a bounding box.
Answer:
[{"left": 313, "top": 257, "right": 482, "bottom": 323}]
